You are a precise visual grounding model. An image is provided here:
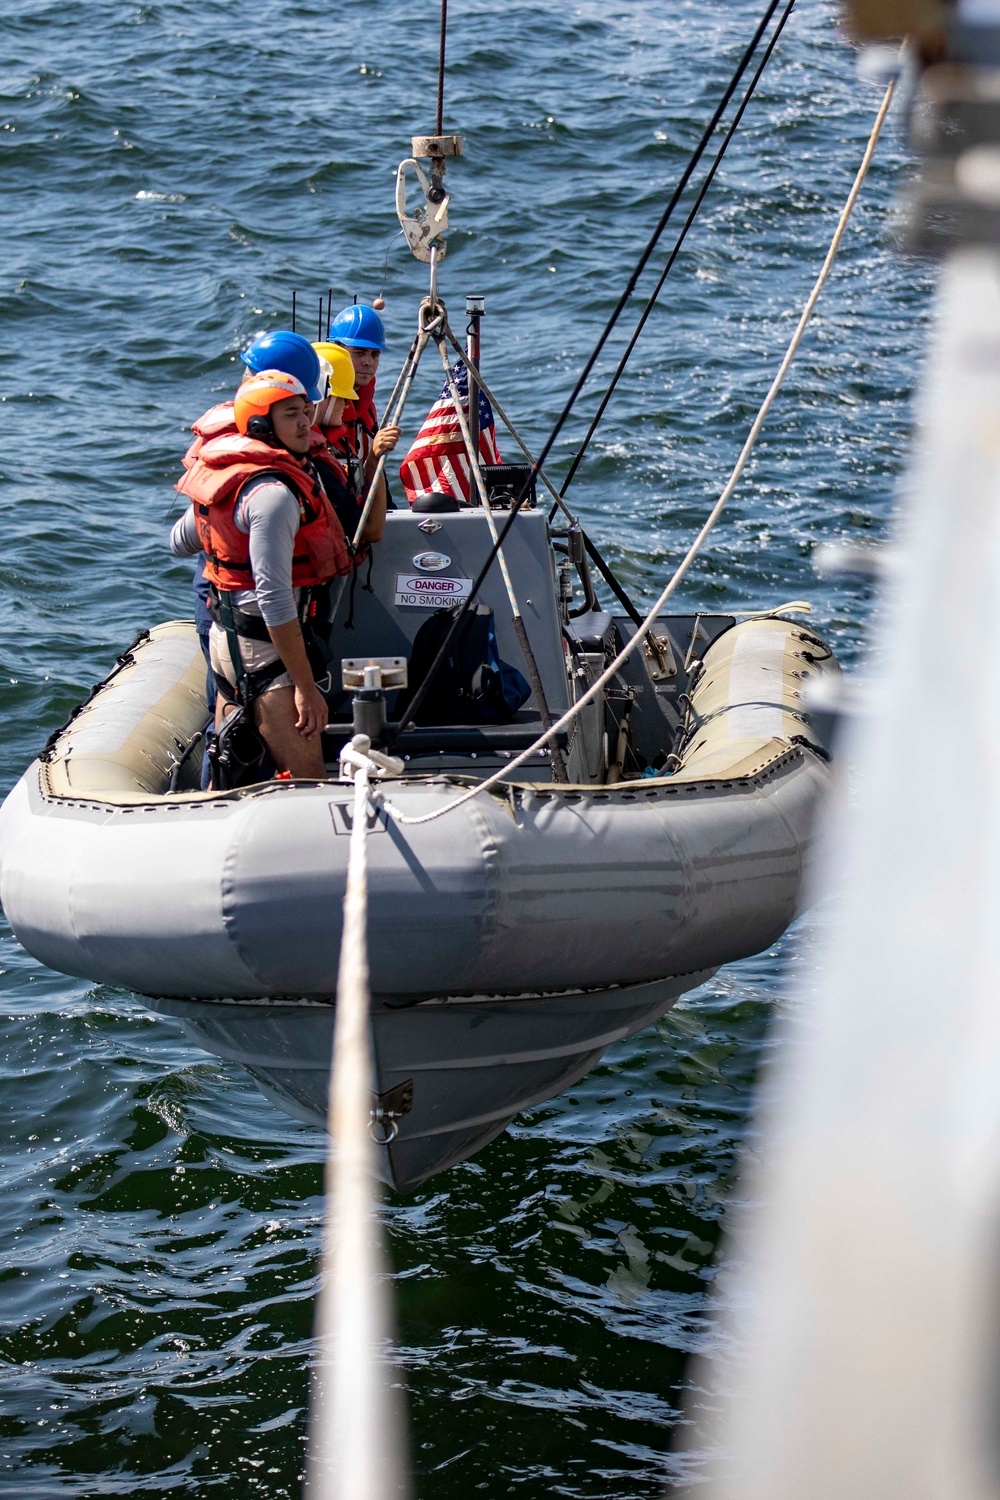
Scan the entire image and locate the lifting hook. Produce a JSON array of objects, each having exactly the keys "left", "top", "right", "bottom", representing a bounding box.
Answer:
[{"left": 396, "top": 133, "right": 463, "bottom": 264}]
